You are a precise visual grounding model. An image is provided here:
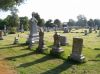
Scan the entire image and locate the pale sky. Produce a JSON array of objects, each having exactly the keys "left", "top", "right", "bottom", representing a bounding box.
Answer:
[{"left": 0, "top": 0, "right": 100, "bottom": 22}]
